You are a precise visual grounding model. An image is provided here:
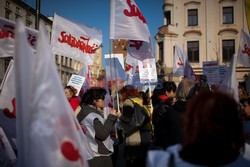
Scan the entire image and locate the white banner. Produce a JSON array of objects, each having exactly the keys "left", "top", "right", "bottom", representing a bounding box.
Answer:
[
  {"left": 110, "top": 0, "right": 150, "bottom": 43},
  {"left": 237, "top": 29, "right": 250, "bottom": 67},
  {"left": 51, "top": 14, "right": 102, "bottom": 64},
  {"left": 67, "top": 74, "right": 85, "bottom": 96},
  {"left": 0, "top": 17, "right": 37, "bottom": 57}
]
